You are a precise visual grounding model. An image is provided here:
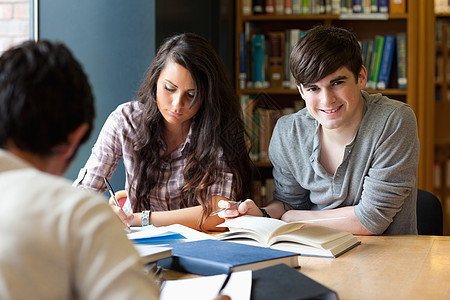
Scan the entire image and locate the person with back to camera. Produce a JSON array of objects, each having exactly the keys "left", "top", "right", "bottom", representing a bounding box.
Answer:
[
  {"left": 74, "top": 33, "right": 253, "bottom": 231},
  {"left": 218, "top": 25, "right": 420, "bottom": 235},
  {"left": 0, "top": 40, "right": 160, "bottom": 299}
]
